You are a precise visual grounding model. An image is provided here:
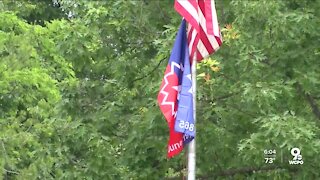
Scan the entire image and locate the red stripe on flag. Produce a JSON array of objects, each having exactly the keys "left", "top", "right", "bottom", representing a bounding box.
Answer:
[
  {"left": 199, "top": 25, "right": 214, "bottom": 54},
  {"left": 187, "top": 25, "right": 193, "bottom": 44},
  {"left": 216, "top": 36, "right": 222, "bottom": 47},
  {"left": 189, "top": 0, "right": 199, "bottom": 10},
  {"left": 189, "top": 32, "right": 199, "bottom": 61},
  {"left": 198, "top": 0, "right": 205, "bottom": 17},
  {"left": 205, "top": 0, "right": 214, "bottom": 35},
  {"left": 194, "top": 50, "right": 200, "bottom": 62},
  {"left": 174, "top": 1, "right": 199, "bottom": 31}
]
